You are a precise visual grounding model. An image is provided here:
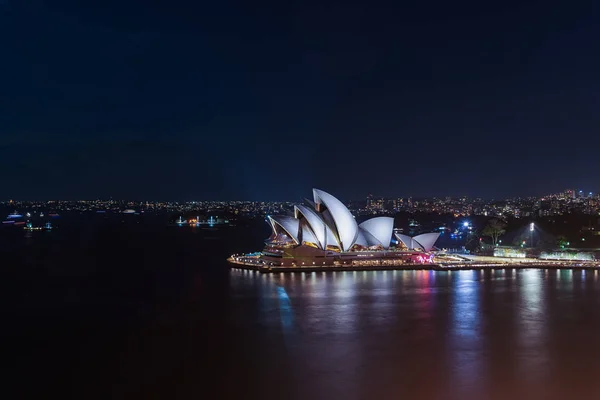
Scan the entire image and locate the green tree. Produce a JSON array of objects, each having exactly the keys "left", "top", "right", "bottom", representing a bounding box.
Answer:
[
  {"left": 482, "top": 218, "right": 506, "bottom": 247},
  {"left": 556, "top": 235, "right": 569, "bottom": 249}
]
